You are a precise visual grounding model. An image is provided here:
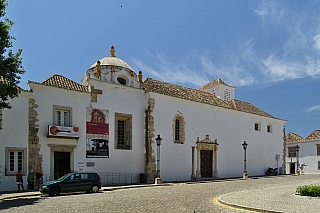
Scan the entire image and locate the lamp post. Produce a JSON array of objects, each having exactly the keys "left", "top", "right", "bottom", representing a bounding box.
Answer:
[
  {"left": 296, "top": 145, "right": 300, "bottom": 175},
  {"left": 155, "top": 135, "right": 162, "bottom": 179},
  {"left": 242, "top": 141, "right": 248, "bottom": 179}
]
